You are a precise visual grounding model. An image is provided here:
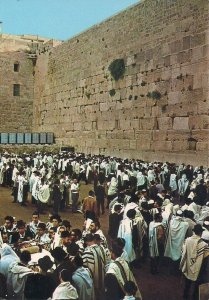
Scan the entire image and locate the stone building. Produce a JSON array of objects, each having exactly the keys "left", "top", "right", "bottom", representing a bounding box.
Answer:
[{"left": 1, "top": 0, "right": 209, "bottom": 165}]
